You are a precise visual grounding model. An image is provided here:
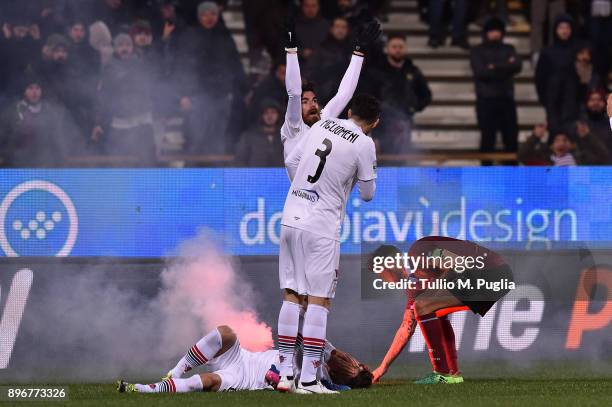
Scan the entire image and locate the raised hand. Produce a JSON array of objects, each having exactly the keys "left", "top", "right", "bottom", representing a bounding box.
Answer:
[
  {"left": 354, "top": 20, "right": 382, "bottom": 56},
  {"left": 285, "top": 12, "right": 297, "bottom": 50}
]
